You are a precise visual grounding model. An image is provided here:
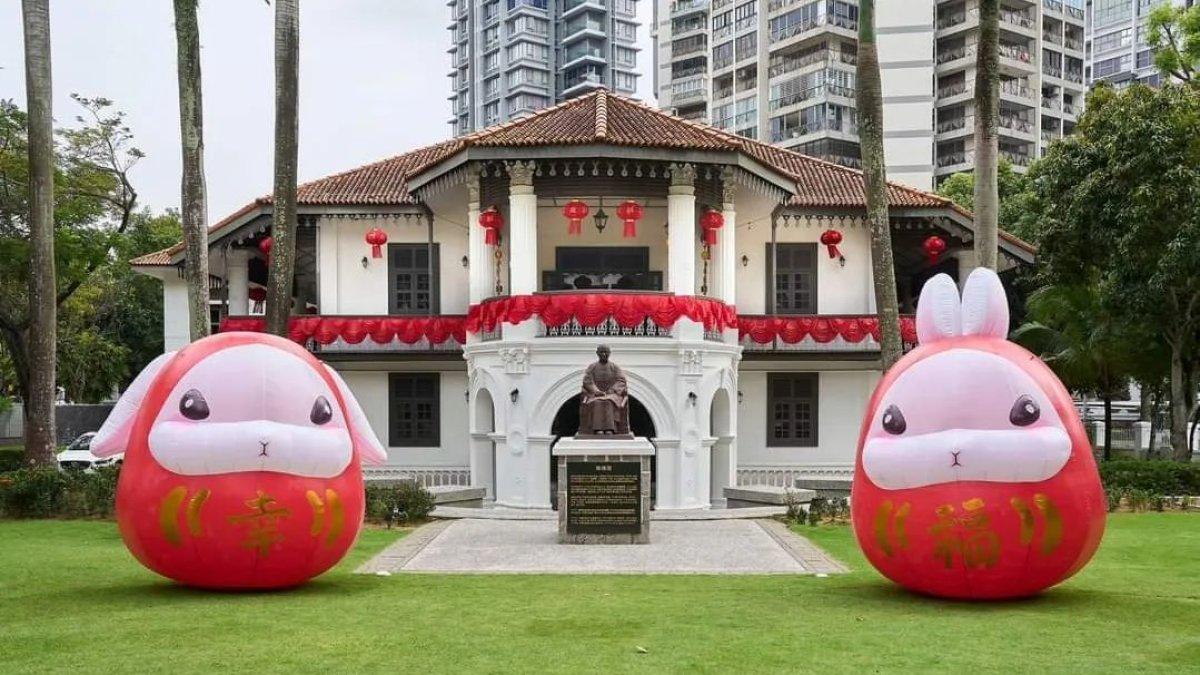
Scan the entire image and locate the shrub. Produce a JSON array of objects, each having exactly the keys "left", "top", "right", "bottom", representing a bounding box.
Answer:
[
  {"left": 805, "top": 496, "right": 849, "bottom": 525},
  {"left": 1099, "top": 460, "right": 1200, "bottom": 496},
  {"left": 365, "top": 481, "right": 435, "bottom": 525},
  {"left": 0, "top": 467, "right": 120, "bottom": 518},
  {"left": 0, "top": 446, "right": 24, "bottom": 472}
]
